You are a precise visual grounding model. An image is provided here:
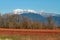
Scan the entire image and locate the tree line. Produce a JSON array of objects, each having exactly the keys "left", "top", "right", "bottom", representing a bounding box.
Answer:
[{"left": 0, "top": 13, "right": 60, "bottom": 29}]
